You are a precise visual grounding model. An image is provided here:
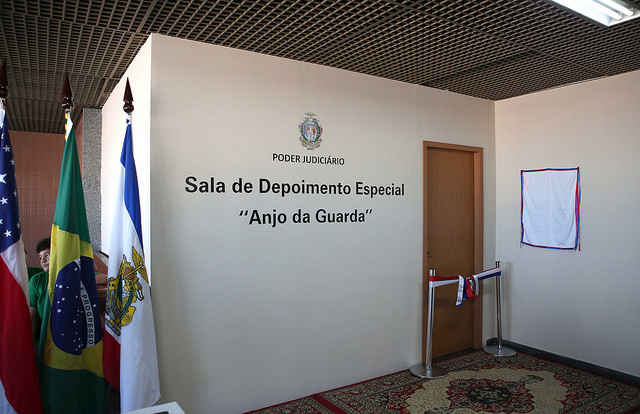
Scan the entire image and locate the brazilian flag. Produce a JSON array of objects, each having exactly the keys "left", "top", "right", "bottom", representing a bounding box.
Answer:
[{"left": 38, "top": 116, "right": 105, "bottom": 414}]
